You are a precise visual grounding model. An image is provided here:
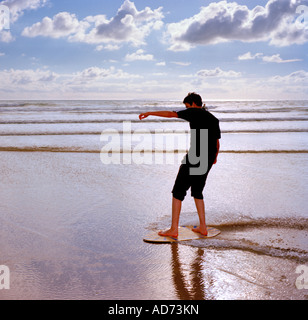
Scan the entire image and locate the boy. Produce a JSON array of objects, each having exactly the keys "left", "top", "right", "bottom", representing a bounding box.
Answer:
[{"left": 139, "top": 92, "right": 220, "bottom": 237}]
